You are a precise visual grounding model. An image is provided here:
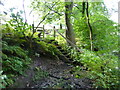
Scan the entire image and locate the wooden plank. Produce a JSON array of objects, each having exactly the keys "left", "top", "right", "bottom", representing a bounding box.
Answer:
[
  {"left": 37, "top": 30, "right": 43, "bottom": 31},
  {"left": 43, "top": 25, "right": 45, "bottom": 38},
  {"left": 53, "top": 26, "right": 56, "bottom": 40},
  {"left": 34, "top": 27, "right": 43, "bottom": 28}
]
